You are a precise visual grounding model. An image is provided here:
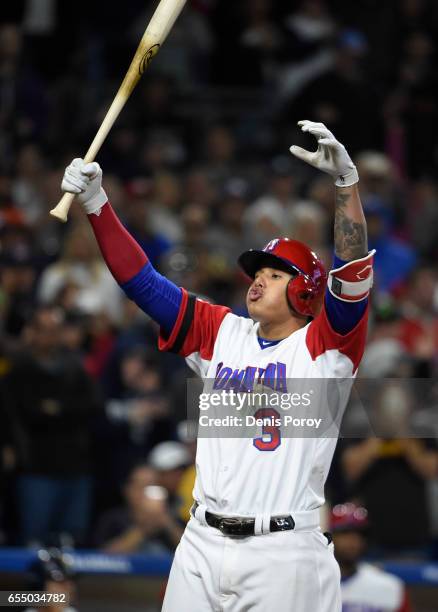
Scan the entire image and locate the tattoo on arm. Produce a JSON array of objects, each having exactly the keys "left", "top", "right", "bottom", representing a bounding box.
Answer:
[{"left": 334, "top": 191, "right": 368, "bottom": 261}]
